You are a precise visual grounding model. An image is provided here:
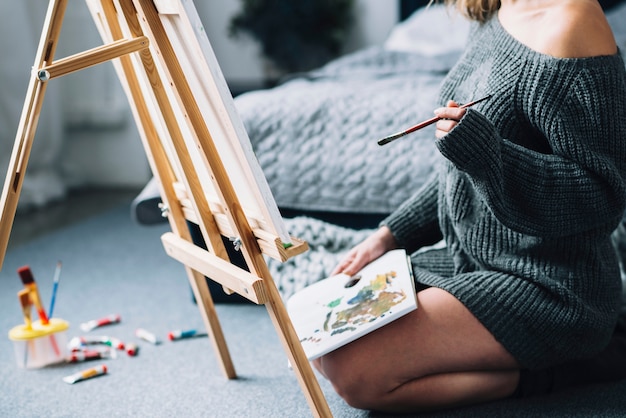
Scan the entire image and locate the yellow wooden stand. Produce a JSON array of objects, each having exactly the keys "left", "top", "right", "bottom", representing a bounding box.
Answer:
[{"left": 0, "top": 1, "right": 332, "bottom": 416}]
